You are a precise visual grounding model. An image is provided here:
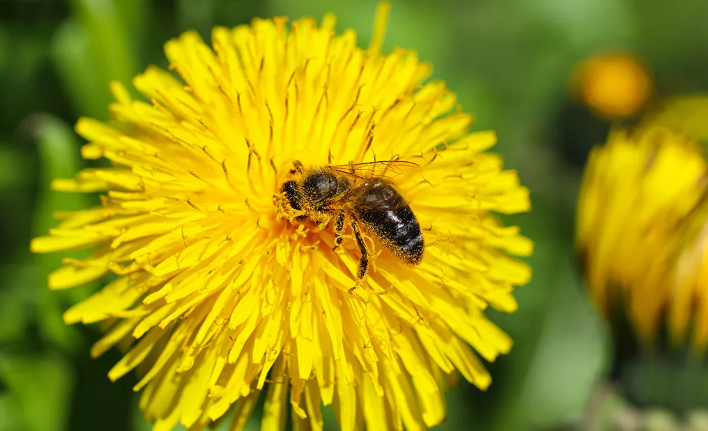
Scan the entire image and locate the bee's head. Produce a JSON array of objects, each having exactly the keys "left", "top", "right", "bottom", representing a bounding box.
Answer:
[
  {"left": 280, "top": 180, "right": 302, "bottom": 214},
  {"left": 277, "top": 161, "right": 307, "bottom": 220},
  {"left": 301, "top": 171, "right": 342, "bottom": 205}
]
